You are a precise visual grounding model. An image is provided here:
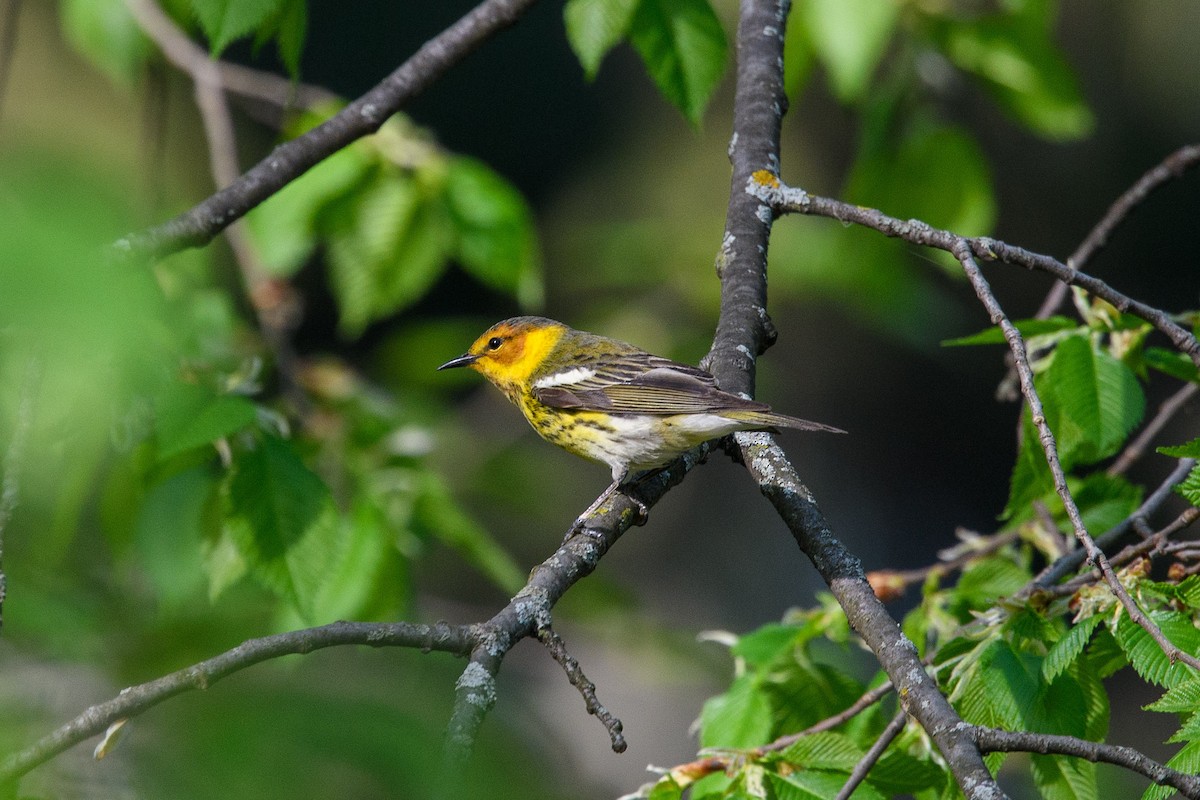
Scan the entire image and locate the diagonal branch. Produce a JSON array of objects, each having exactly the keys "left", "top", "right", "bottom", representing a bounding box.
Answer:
[
  {"left": 115, "top": 0, "right": 541, "bottom": 261},
  {"left": 0, "top": 621, "right": 474, "bottom": 785},
  {"left": 704, "top": 2, "right": 1004, "bottom": 797},
  {"left": 751, "top": 179, "right": 1200, "bottom": 369}
]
